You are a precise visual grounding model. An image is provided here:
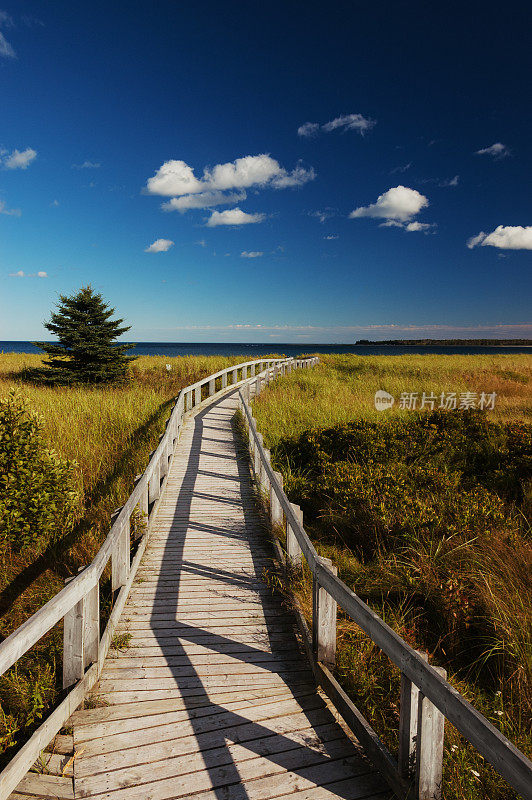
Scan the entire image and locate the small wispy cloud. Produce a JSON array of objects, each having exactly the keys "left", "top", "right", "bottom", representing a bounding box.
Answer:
[
  {"left": 144, "top": 238, "right": 174, "bottom": 253},
  {"left": 72, "top": 160, "right": 101, "bottom": 169},
  {"left": 441, "top": 175, "right": 459, "bottom": 187},
  {"left": 390, "top": 162, "right": 412, "bottom": 174},
  {"left": 2, "top": 147, "right": 37, "bottom": 169},
  {"left": 475, "top": 142, "right": 509, "bottom": 159},
  {"left": 0, "top": 199, "right": 21, "bottom": 216},
  {"left": 298, "top": 113, "right": 376, "bottom": 138},
  {"left": 241, "top": 251, "right": 263, "bottom": 258},
  {"left": 297, "top": 122, "right": 320, "bottom": 138},
  {"left": 0, "top": 10, "right": 15, "bottom": 58},
  {"left": 308, "top": 209, "right": 336, "bottom": 224},
  {"left": 324, "top": 234, "right": 339, "bottom": 240},
  {"left": 8, "top": 269, "right": 47, "bottom": 277},
  {"left": 206, "top": 208, "right": 266, "bottom": 227}
]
